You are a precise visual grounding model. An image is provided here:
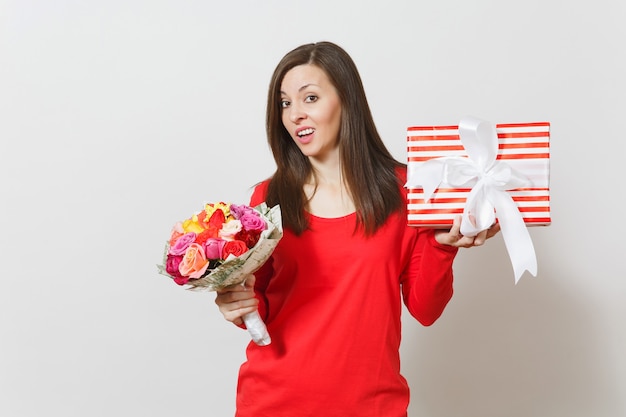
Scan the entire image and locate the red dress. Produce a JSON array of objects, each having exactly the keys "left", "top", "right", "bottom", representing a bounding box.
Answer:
[{"left": 235, "top": 171, "right": 458, "bottom": 417}]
